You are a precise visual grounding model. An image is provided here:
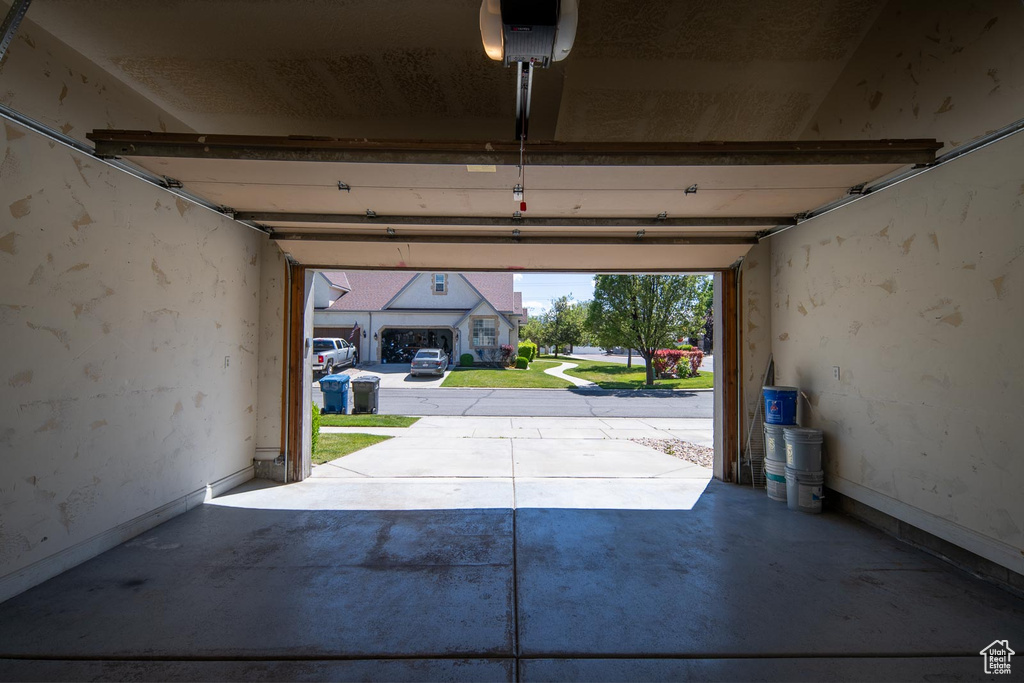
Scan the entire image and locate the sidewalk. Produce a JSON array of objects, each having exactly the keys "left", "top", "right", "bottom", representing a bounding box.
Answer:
[
  {"left": 542, "top": 361, "right": 598, "bottom": 389},
  {"left": 320, "top": 415, "right": 713, "bottom": 447}
]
